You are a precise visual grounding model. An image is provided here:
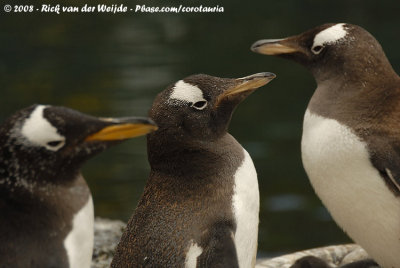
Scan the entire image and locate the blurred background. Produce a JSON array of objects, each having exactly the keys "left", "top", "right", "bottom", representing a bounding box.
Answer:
[{"left": 1, "top": 0, "right": 399, "bottom": 258}]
